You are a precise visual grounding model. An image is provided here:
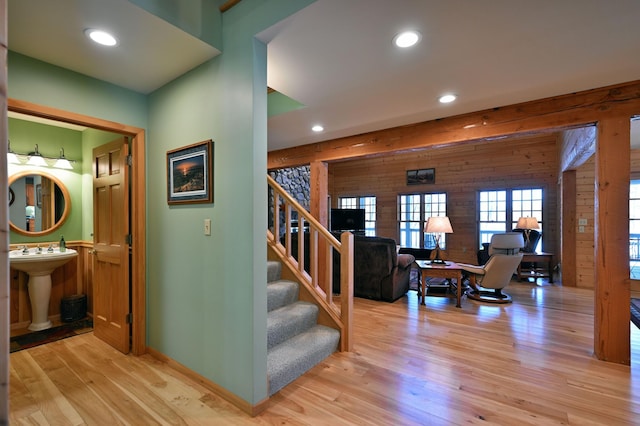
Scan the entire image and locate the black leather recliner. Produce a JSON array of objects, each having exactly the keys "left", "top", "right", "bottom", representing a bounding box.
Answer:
[{"left": 286, "top": 233, "right": 414, "bottom": 302}]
